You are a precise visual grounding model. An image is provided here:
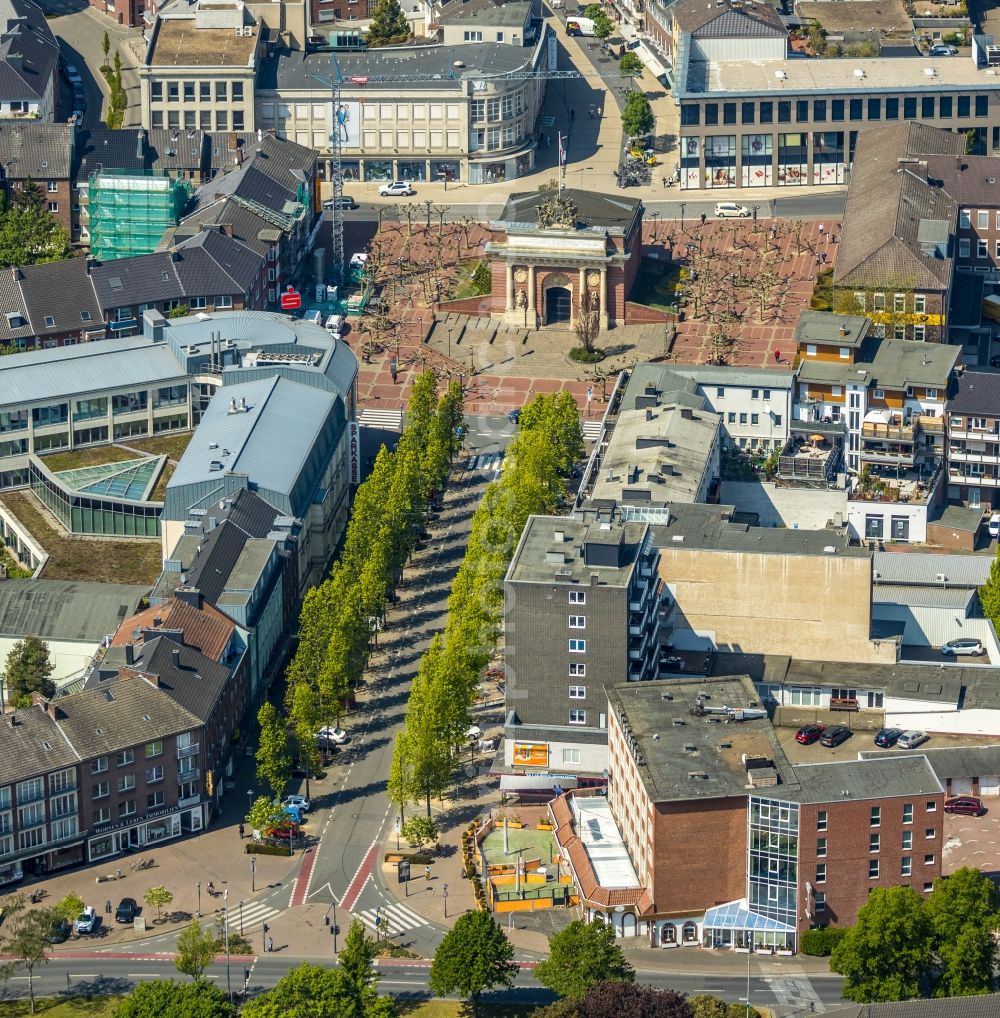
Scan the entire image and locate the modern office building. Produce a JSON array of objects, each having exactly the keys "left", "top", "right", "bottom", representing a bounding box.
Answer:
[
  {"left": 255, "top": 30, "right": 550, "bottom": 186},
  {"left": 667, "top": 0, "right": 1000, "bottom": 190}
]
